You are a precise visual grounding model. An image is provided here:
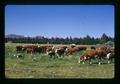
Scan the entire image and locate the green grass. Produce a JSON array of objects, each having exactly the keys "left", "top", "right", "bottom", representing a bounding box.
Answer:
[{"left": 5, "top": 43, "right": 114, "bottom": 78}]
